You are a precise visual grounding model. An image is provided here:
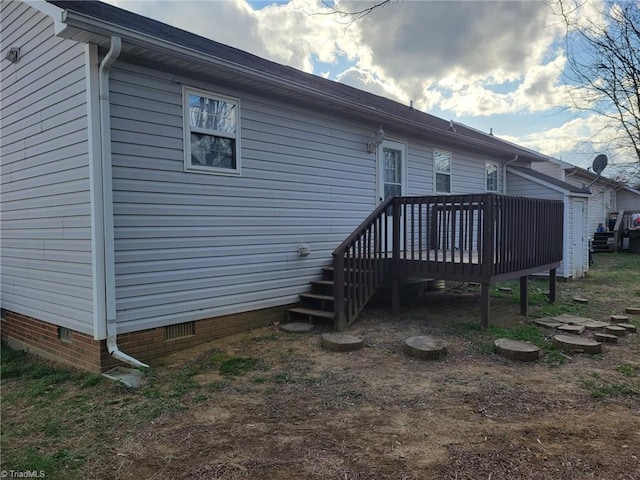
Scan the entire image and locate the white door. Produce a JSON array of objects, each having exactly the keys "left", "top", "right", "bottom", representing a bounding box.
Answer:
[
  {"left": 572, "top": 200, "right": 585, "bottom": 278},
  {"left": 378, "top": 140, "right": 407, "bottom": 248}
]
